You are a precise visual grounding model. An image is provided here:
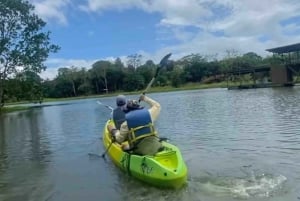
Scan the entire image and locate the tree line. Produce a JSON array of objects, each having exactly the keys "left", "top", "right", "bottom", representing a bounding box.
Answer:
[
  {"left": 4, "top": 51, "right": 280, "bottom": 103},
  {"left": 0, "top": 0, "right": 285, "bottom": 108}
]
